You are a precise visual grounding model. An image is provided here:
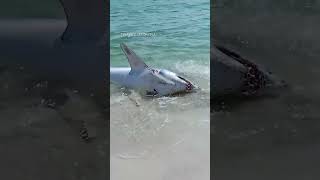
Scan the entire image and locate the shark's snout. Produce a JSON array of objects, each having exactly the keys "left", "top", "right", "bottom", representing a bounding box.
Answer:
[{"left": 177, "top": 76, "right": 195, "bottom": 92}]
